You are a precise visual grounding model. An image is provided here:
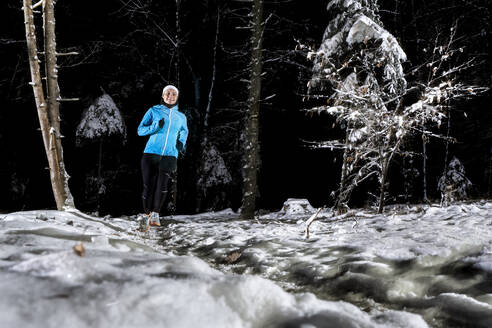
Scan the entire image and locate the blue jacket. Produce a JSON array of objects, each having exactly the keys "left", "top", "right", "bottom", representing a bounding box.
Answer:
[{"left": 137, "top": 104, "right": 188, "bottom": 158}]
